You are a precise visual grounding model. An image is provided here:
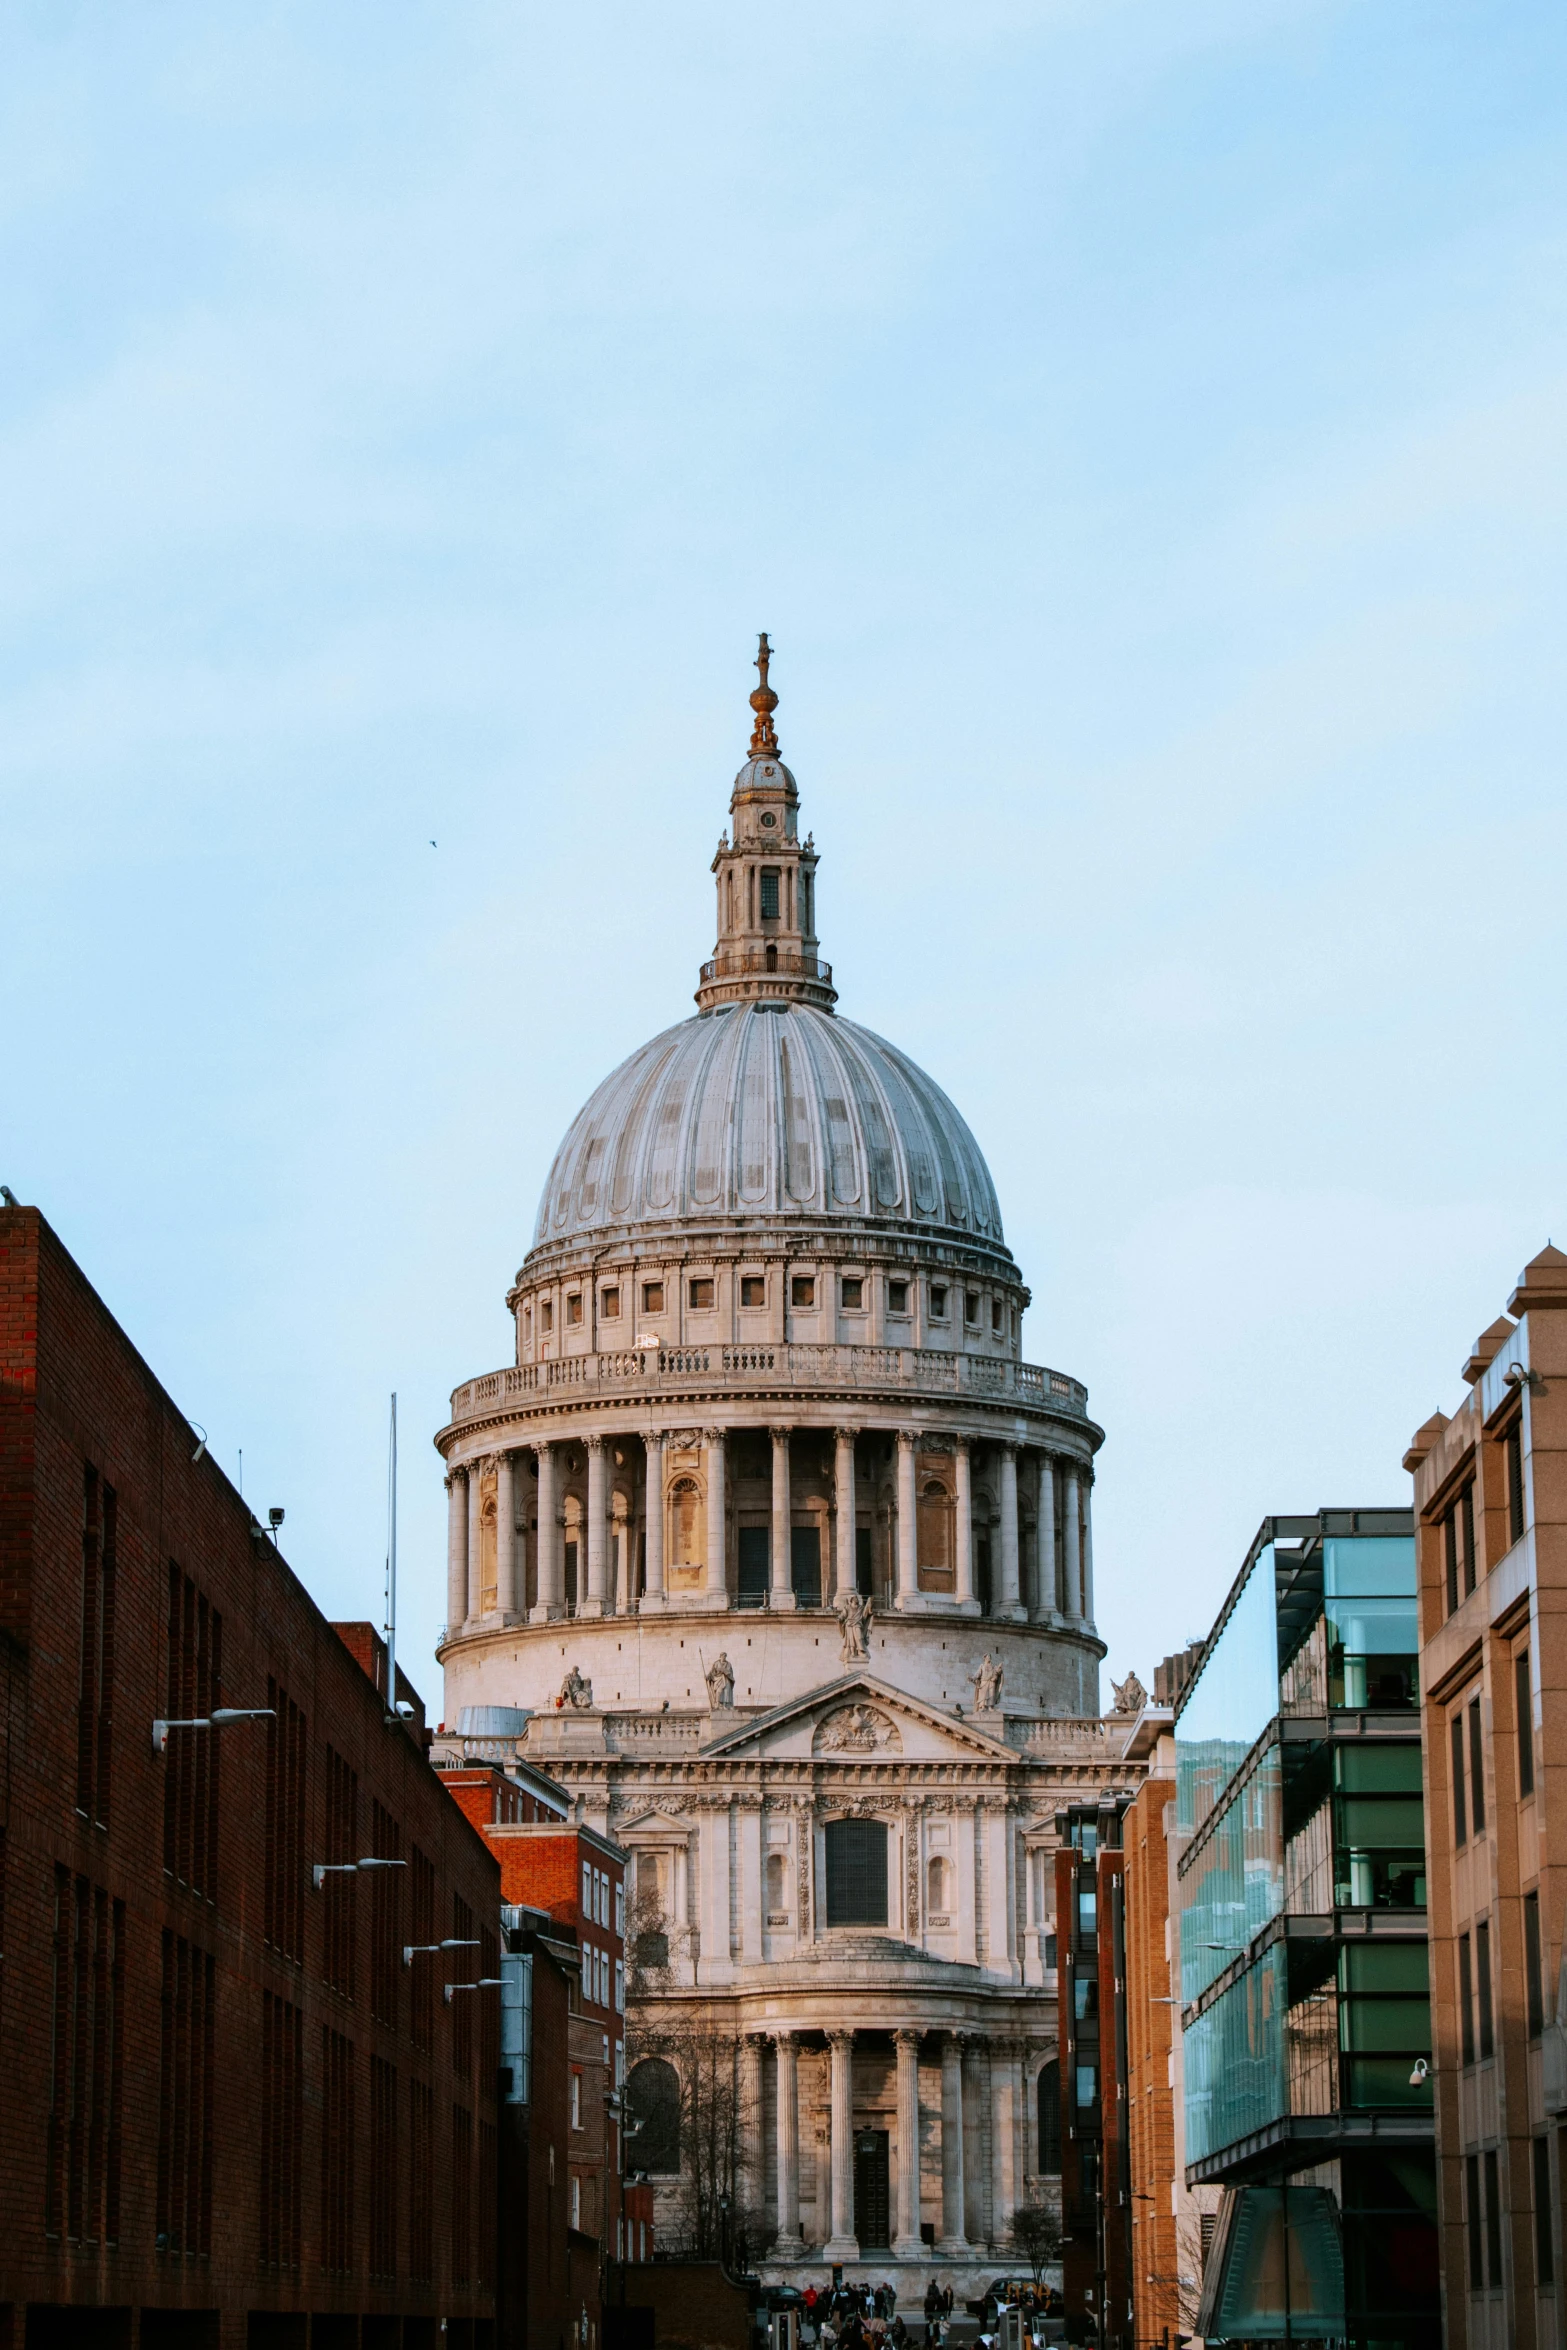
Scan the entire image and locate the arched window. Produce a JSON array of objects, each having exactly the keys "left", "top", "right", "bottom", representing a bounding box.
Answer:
[
  {"left": 825, "top": 1817, "right": 888, "bottom": 1927},
  {"left": 765, "top": 1852, "right": 788, "bottom": 1914},
  {"left": 926, "top": 1855, "right": 951, "bottom": 1917},
  {"left": 917, "top": 1478, "right": 952, "bottom": 1586},
  {"left": 1037, "top": 2059, "right": 1061, "bottom": 2175},
  {"left": 670, "top": 1479, "right": 703, "bottom": 1568},
  {"left": 626, "top": 2058, "right": 681, "bottom": 2175}
]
